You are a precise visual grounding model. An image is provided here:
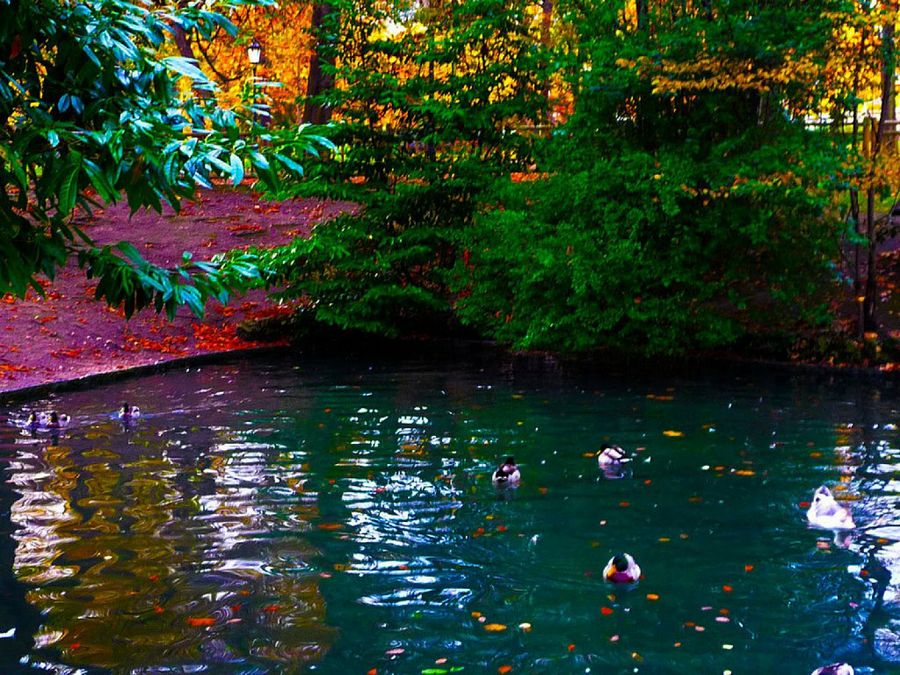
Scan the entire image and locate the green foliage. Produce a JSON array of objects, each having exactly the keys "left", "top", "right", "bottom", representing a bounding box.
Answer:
[
  {"left": 261, "top": 0, "right": 546, "bottom": 335},
  {"left": 452, "top": 0, "right": 847, "bottom": 355},
  {"left": 0, "top": 0, "right": 329, "bottom": 314}
]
